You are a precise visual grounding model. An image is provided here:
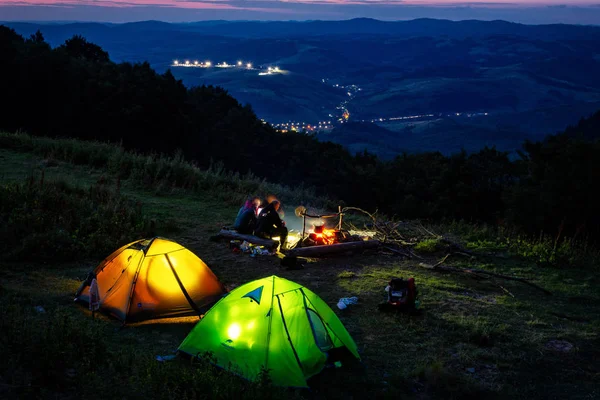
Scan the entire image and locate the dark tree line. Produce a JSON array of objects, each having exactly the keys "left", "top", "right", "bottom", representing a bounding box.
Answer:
[{"left": 1, "top": 26, "right": 599, "bottom": 242}]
